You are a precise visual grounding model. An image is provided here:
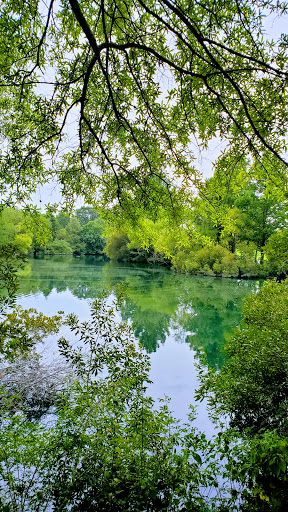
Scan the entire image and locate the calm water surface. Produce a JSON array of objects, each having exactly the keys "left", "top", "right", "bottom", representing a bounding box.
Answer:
[{"left": 17, "top": 255, "right": 260, "bottom": 432}]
